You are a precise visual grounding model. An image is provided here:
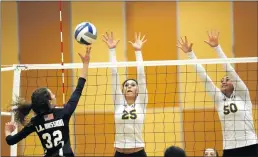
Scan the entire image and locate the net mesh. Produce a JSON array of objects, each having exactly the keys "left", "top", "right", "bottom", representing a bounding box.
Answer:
[{"left": 10, "top": 59, "right": 258, "bottom": 156}]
